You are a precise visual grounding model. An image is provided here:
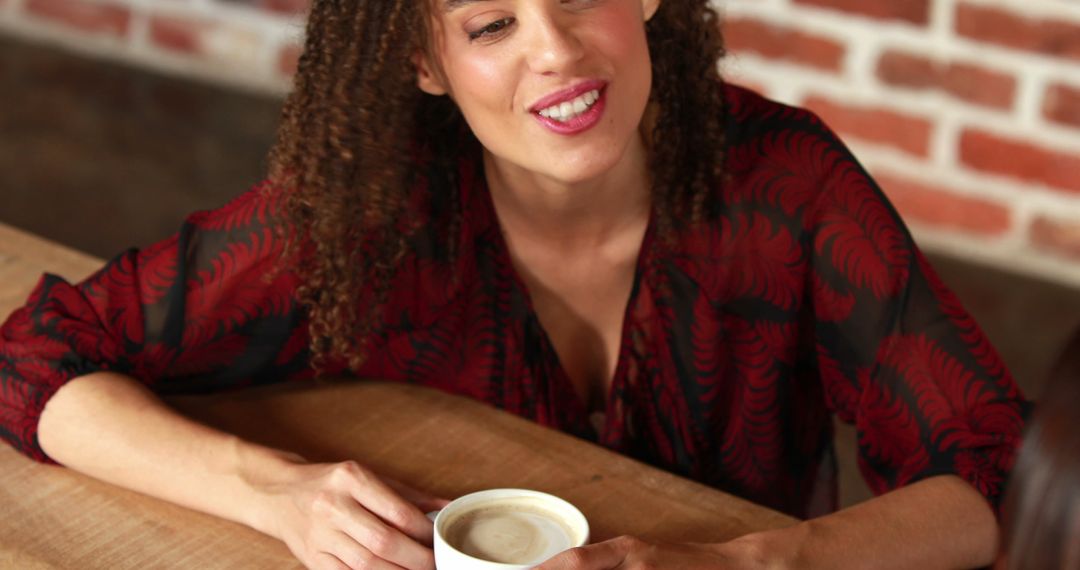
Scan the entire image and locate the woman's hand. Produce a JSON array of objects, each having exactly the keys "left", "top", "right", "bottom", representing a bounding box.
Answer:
[
  {"left": 252, "top": 458, "right": 450, "bottom": 570},
  {"left": 534, "top": 534, "right": 780, "bottom": 570},
  {"left": 537, "top": 474, "right": 1001, "bottom": 570},
  {"left": 37, "top": 374, "right": 450, "bottom": 570}
]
